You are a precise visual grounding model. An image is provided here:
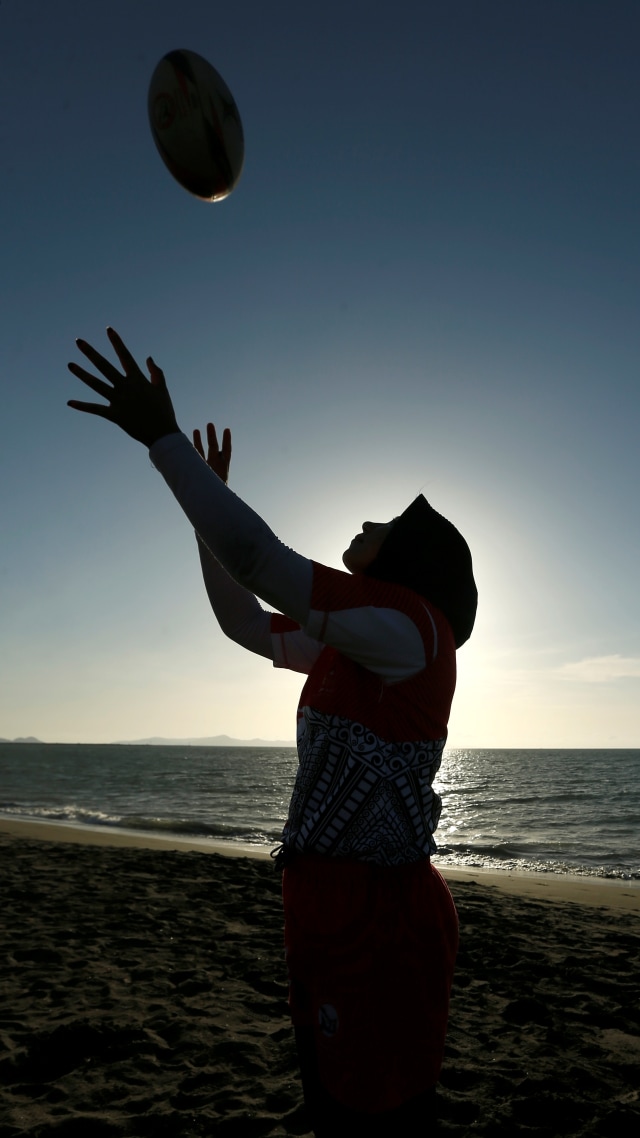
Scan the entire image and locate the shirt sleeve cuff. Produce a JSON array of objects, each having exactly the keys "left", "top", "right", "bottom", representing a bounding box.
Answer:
[{"left": 149, "top": 431, "right": 191, "bottom": 461}]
